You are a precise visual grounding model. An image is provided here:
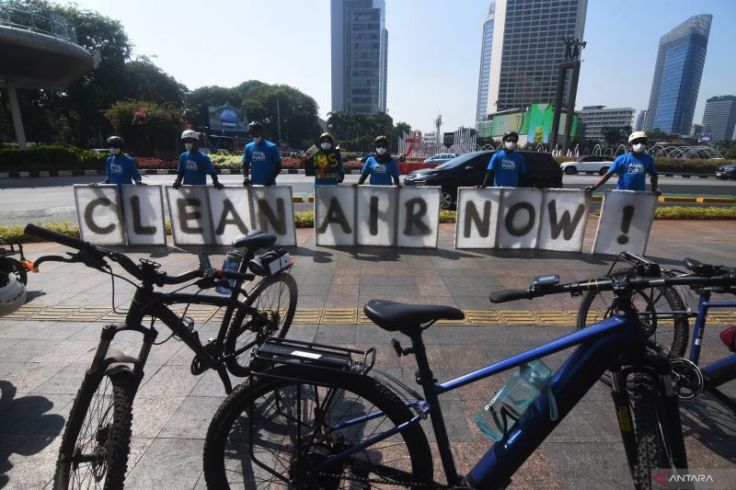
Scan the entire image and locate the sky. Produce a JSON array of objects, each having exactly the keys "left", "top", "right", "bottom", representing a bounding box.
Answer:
[{"left": 67, "top": 0, "right": 736, "bottom": 135}]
